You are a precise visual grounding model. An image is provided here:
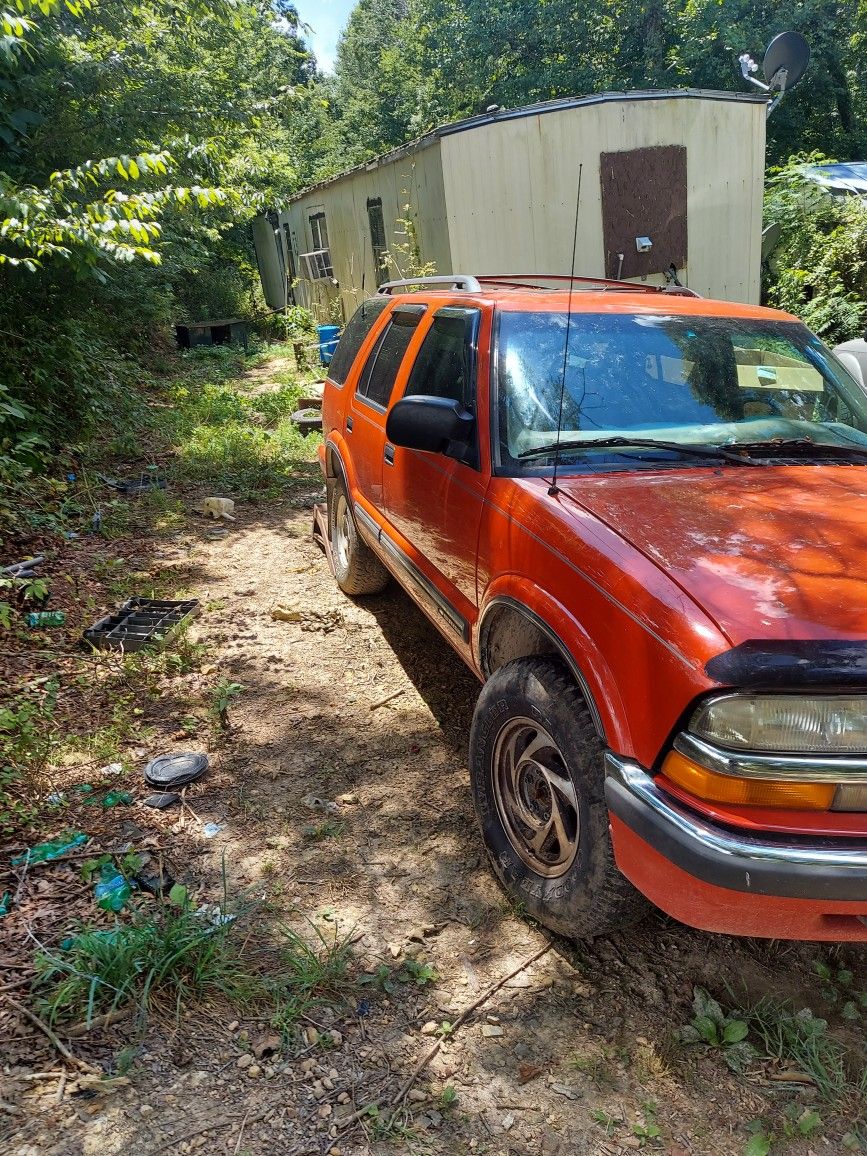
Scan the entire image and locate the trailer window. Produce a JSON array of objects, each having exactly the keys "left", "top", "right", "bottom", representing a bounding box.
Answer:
[
  {"left": 367, "top": 198, "right": 387, "bottom": 287},
  {"left": 309, "top": 212, "right": 329, "bottom": 251}
]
